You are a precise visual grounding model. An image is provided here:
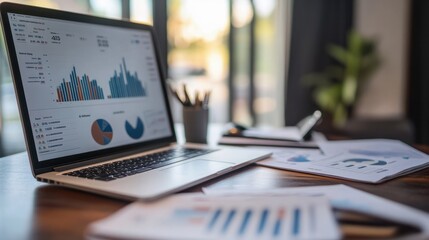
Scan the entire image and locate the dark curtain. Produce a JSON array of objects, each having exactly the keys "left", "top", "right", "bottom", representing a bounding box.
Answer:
[
  {"left": 285, "top": 0, "right": 353, "bottom": 125},
  {"left": 408, "top": 0, "right": 429, "bottom": 144},
  {"left": 152, "top": 0, "right": 168, "bottom": 79}
]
